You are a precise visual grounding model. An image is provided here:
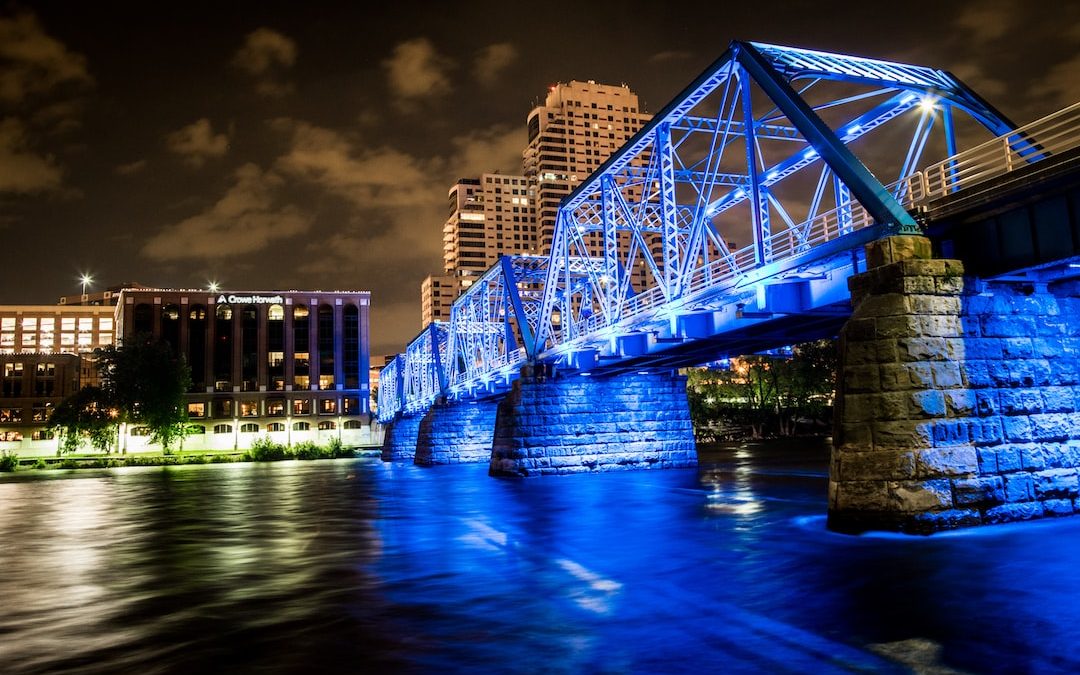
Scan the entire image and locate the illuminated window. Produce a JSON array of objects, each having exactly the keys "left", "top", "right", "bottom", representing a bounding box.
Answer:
[
  {"left": 61, "top": 334, "right": 75, "bottom": 346},
  {"left": 61, "top": 318, "right": 75, "bottom": 331},
  {"left": 130, "top": 426, "right": 150, "bottom": 436},
  {"left": 240, "top": 401, "right": 260, "bottom": 417},
  {"left": 32, "top": 430, "right": 55, "bottom": 441},
  {"left": 0, "top": 318, "right": 13, "bottom": 331},
  {"left": 318, "top": 420, "right": 336, "bottom": 431},
  {"left": 78, "top": 334, "right": 92, "bottom": 347},
  {"left": 319, "top": 399, "right": 337, "bottom": 414},
  {"left": 240, "top": 423, "right": 259, "bottom": 433},
  {"left": 343, "top": 397, "right": 359, "bottom": 414},
  {"left": 343, "top": 420, "right": 364, "bottom": 429},
  {"left": 35, "top": 363, "right": 55, "bottom": 376},
  {"left": 187, "top": 402, "right": 206, "bottom": 418},
  {"left": 292, "top": 421, "right": 310, "bottom": 431},
  {"left": 268, "top": 304, "right": 284, "bottom": 321},
  {"left": 78, "top": 318, "right": 92, "bottom": 332},
  {"left": 40, "top": 318, "right": 54, "bottom": 331},
  {"left": 21, "top": 318, "right": 36, "bottom": 331},
  {"left": 319, "top": 374, "right": 334, "bottom": 390},
  {"left": 213, "top": 424, "right": 232, "bottom": 434},
  {"left": 294, "top": 374, "right": 310, "bottom": 389},
  {"left": 21, "top": 334, "right": 35, "bottom": 346},
  {"left": 267, "top": 422, "right": 285, "bottom": 432},
  {"left": 4, "top": 363, "right": 23, "bottom": 377},
  {"left": 0, "top": 407, "right": 22, "bottom": 423},
  {"left": 0, "top": 431, "right": 23, "bottom": 442},
  {"left": 216, "top": 305, "right": 232, "bottom": 320},
  {"left": 292, "top": 399, "right": 311, "bottom": 416},
  {"left": 99, "top": 318, "right": 113, "bottom": 331},
  {"left": 266, "top": 399, "right": 285, "bottom": 417},
  {"left": 268, "top": 351, "right": 284, "bottom": 367}
]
